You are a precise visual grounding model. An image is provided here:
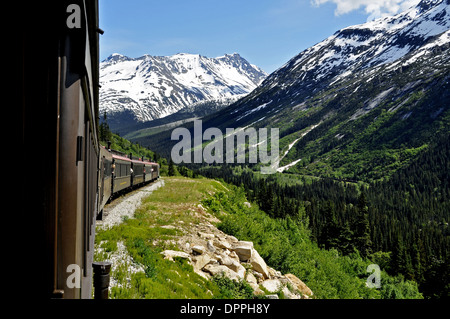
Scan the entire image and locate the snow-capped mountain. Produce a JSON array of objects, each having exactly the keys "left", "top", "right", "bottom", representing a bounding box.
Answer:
[
  {"left": 100, "top": 53, "right": 267, "bottom": 122},
  {"left": 253, "top": 0, "right": 450, "bottom": 107},
  {"left": 136, "top": 0, "right": 449, "bottom": 179},
  {"left": 209, "top": 0, "right": 450, "bottom": 125}
]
